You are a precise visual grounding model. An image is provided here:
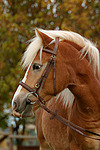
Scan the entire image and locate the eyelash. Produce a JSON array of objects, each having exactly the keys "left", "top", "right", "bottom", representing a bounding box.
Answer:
[{"left": 32, "top": 63, "right": 42, "bottom": 71}]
